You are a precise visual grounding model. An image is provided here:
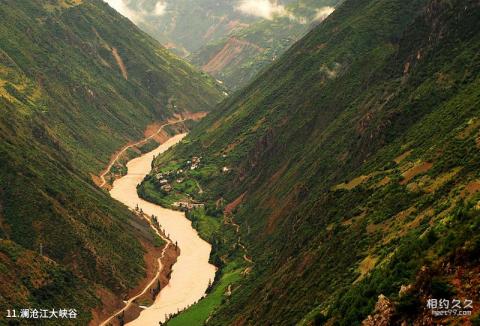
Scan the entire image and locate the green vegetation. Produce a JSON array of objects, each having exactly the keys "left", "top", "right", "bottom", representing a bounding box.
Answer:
[
  {"left": 0, "top": 240, "right": 97, "bottom": 325},
  {"left": 145, "top": 0, "right": 480, "bottom": 324},
  {"left": 0, "top": 0, "right": 223, "bottom": 173},
  {"left": 138, "top": 178, "right": 185, "bottom": 207},
  {"left": 0, "top": 0, "right": 222, "bottom": 322},
  {"left": 186, "top": 208, "right": 222, "bottom": 243},
  {"left": 139, "top": 151, "right": 250, "bottom": 325},
  {"left": 167, "top": 262, "right": 243, "bottom": 326}
]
